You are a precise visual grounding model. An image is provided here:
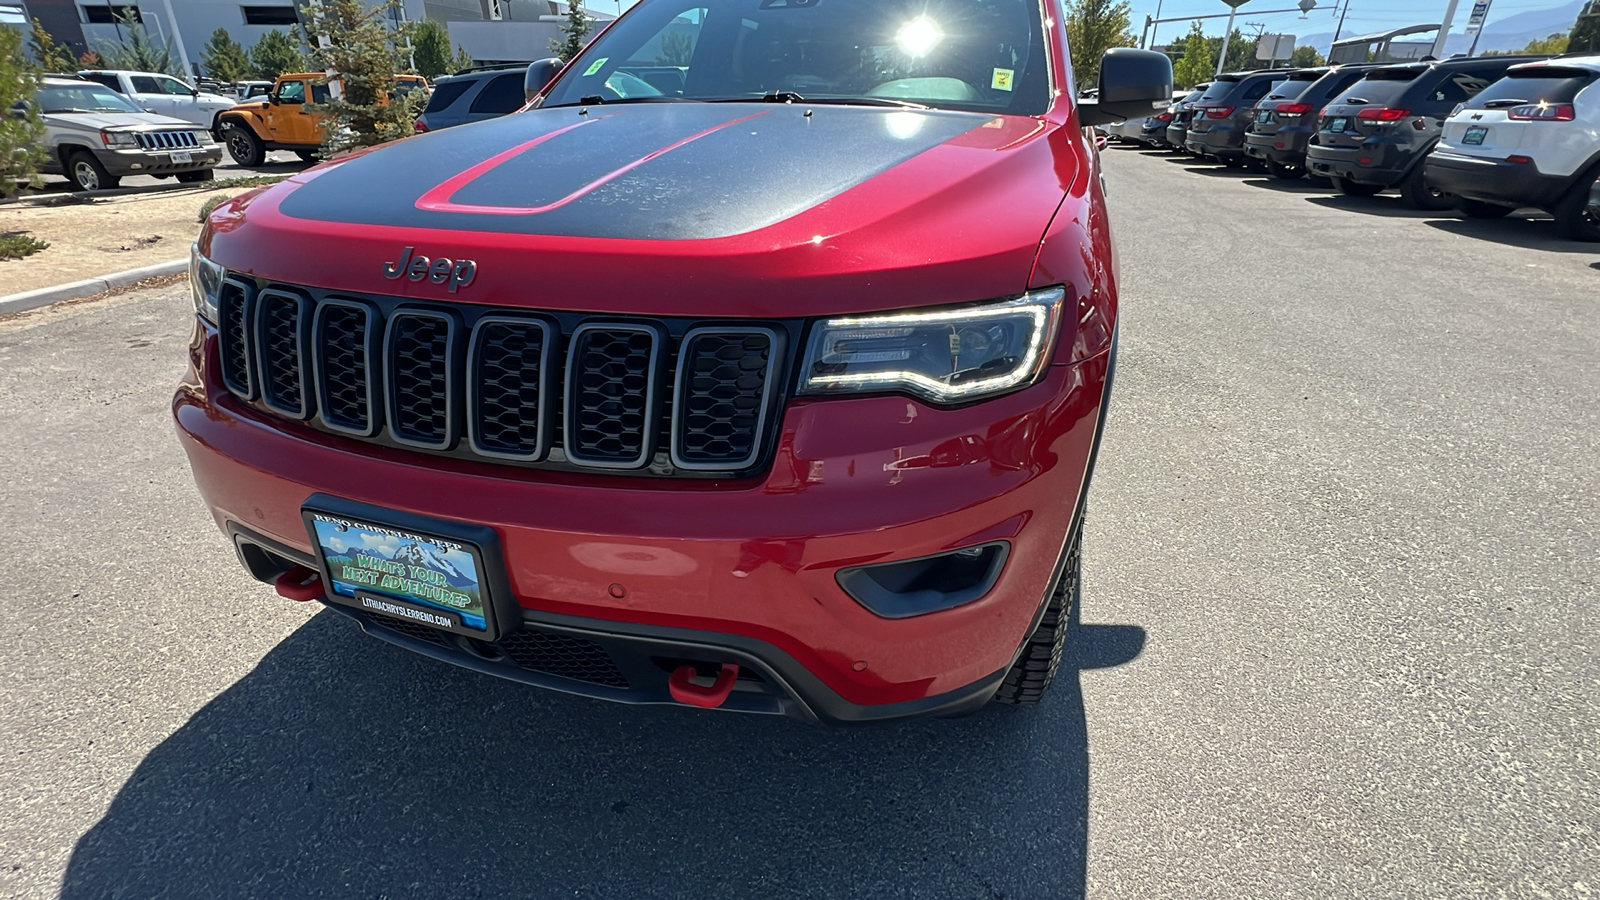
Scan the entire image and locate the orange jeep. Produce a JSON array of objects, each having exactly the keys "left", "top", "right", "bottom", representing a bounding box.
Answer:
[{"left": 217, "top": 72, "right": 429, "bottom": 165}]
